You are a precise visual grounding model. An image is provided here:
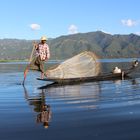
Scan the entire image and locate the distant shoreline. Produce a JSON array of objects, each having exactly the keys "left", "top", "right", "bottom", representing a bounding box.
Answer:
[
  {"left": 0, "top": 59, "right": 63, "bottom": 64},
  {"left": 0, "top": 58, "right": 139, "bottom": 63},
  {"left": 0, "top": 60, "right": 27, "bottom": 63}
]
